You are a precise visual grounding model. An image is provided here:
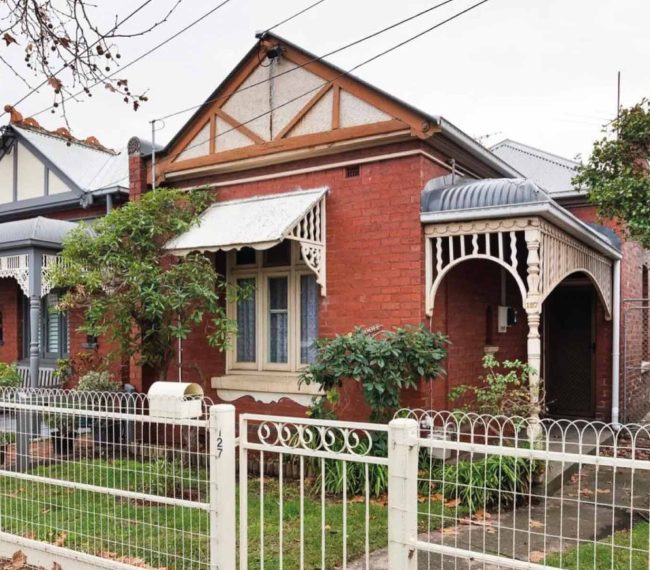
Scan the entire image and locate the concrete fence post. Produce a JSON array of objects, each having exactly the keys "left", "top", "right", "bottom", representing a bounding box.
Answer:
[
  {"left": 209, "top": 404, "right": 236, "bottom": 569},
  {"left": 388, "top": 417, "right": 419, "bottom": 569}
]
